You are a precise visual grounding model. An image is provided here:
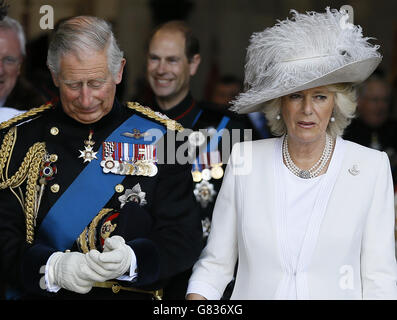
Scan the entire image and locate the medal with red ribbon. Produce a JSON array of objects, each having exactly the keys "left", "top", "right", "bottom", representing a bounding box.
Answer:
[{"left": 100, "top": 142, "right": 158, "bottom": 177}]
